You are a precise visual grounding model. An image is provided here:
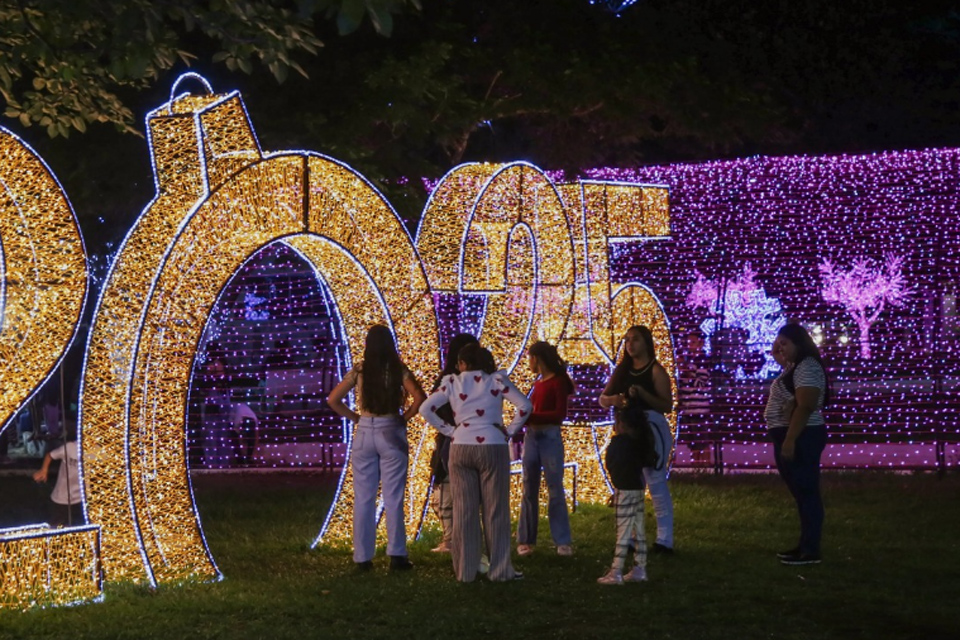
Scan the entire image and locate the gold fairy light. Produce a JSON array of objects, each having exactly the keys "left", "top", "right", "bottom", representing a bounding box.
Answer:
[
  {"left": 82, "top": 74, "right": 440, "bottom": 584},
  {"left": 414, "top": 168, "right": 676, "bottom": 535},
  {"left": 0, "top": 525, "right": 102, "bottom": 610},
  {"left": 75, "top": 73, "right": 675, "bottom": 590},
  {"left": 0, "top": 127, "right": 87, "bottom": 433},
  {"left": 417, "top": 162, "right": 576, "bottom": 390},
  {"left": 0, "top": 126, "right": 89, "bottom": 611}
]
